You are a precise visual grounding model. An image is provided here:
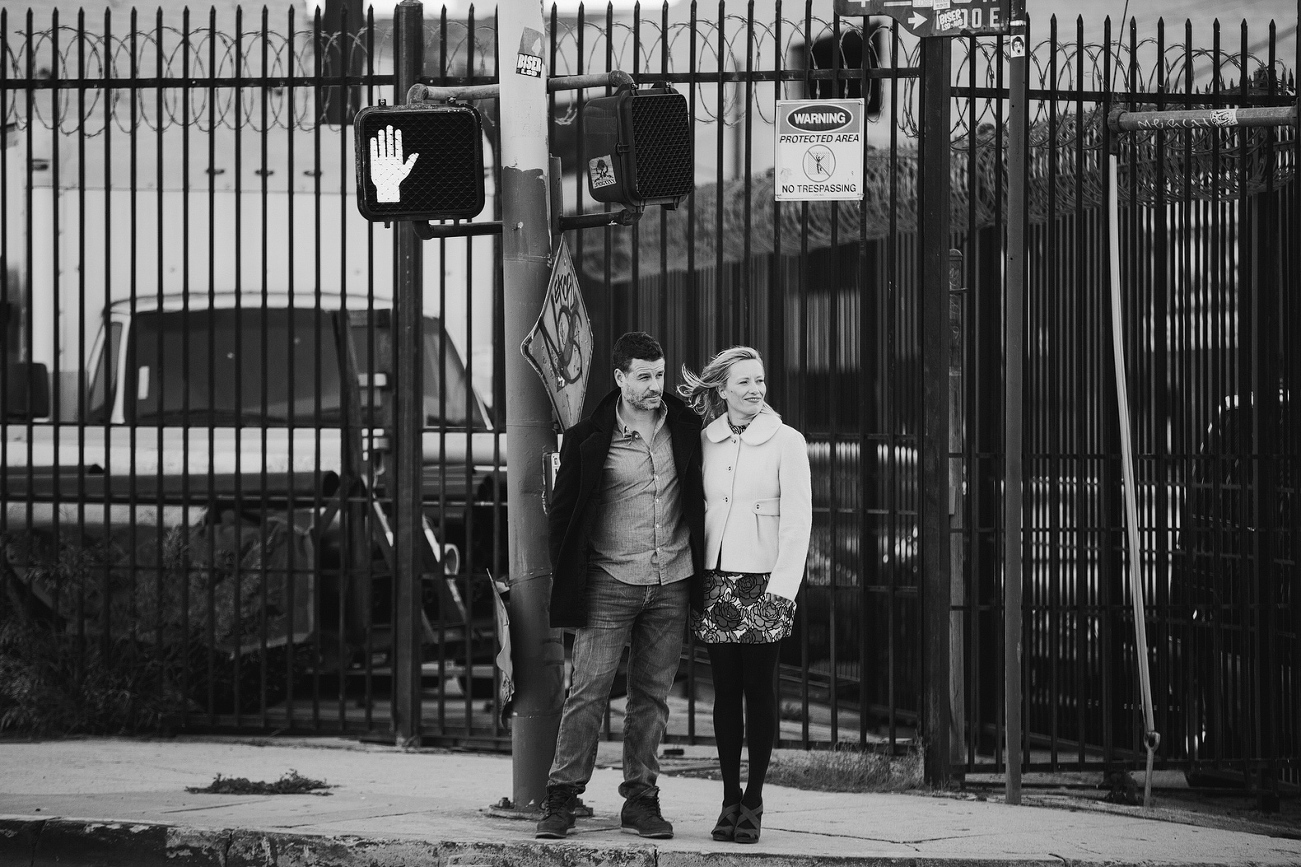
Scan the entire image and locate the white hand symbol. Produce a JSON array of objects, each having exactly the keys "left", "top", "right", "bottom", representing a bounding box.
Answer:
[{"left": 368, "top": 124, "right": 418, "bottom": 203}]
